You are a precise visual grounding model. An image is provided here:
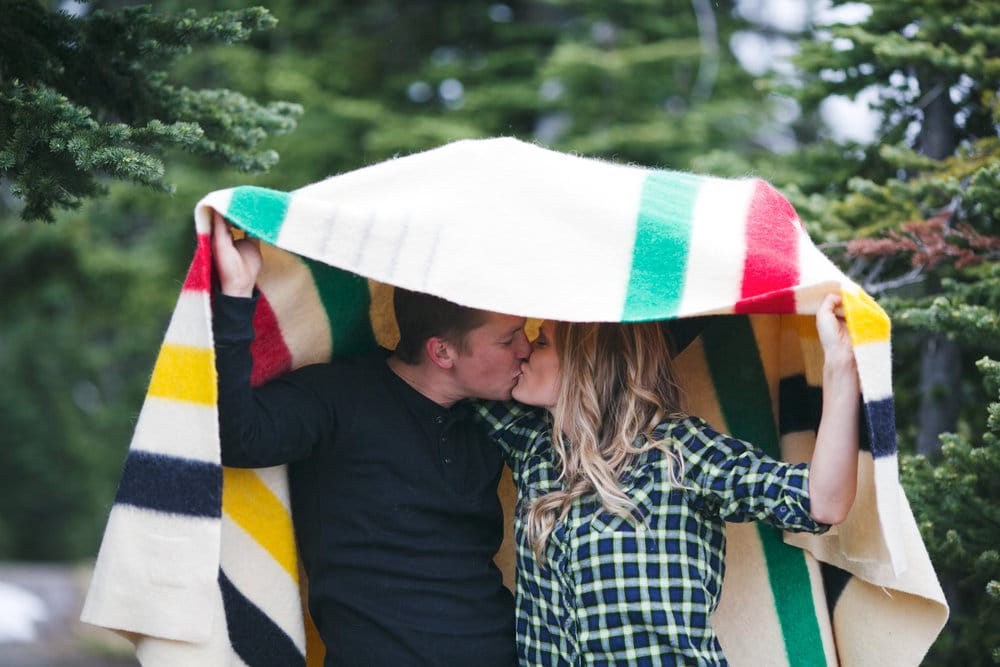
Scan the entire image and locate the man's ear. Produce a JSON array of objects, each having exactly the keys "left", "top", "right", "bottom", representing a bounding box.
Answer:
[{"left": 425, "top": 336, "right": 456, "bottom": 370}]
